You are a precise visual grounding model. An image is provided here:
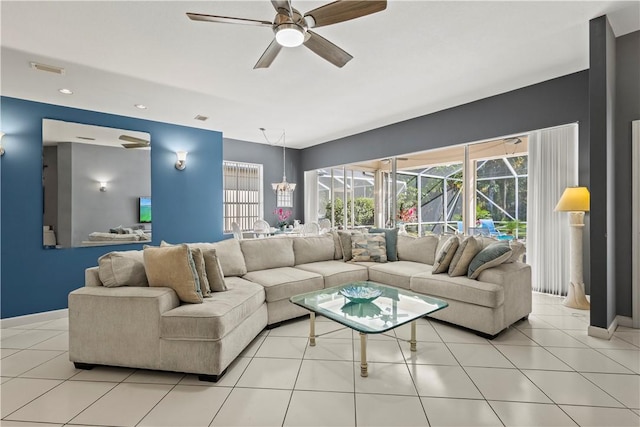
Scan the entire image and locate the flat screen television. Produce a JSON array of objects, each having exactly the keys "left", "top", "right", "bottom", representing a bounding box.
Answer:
[{"left": 139, "top": 197, "right": 151, "bottom": 223}]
